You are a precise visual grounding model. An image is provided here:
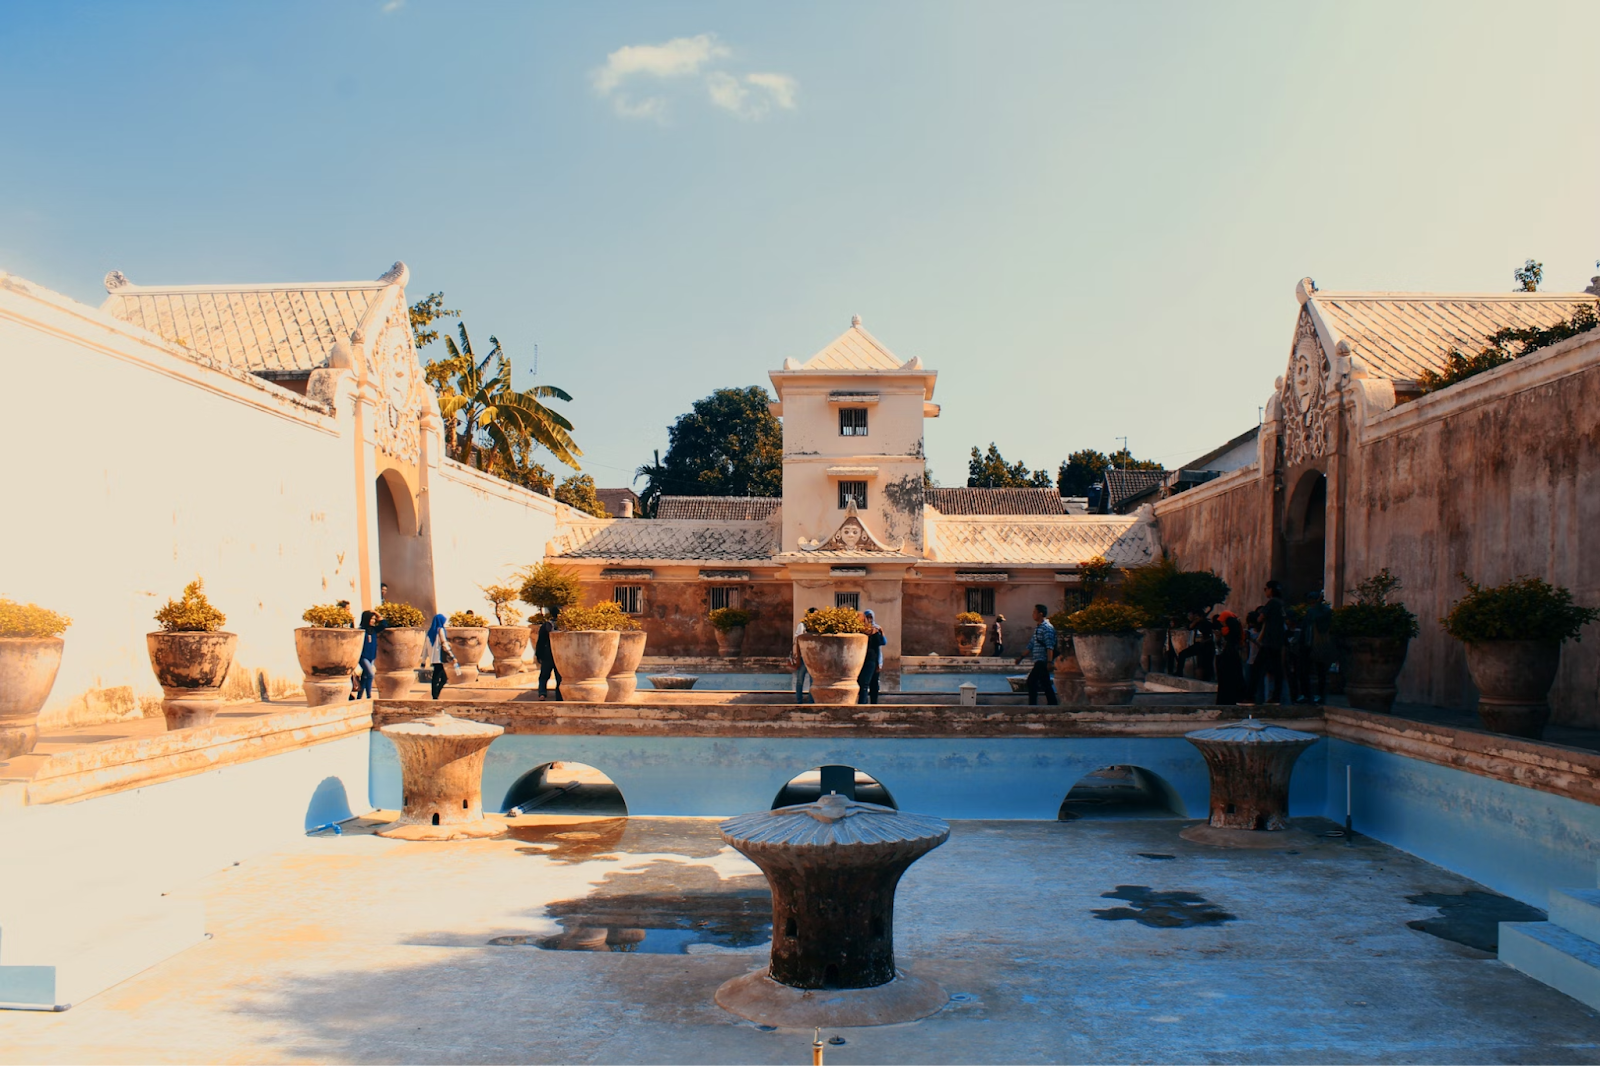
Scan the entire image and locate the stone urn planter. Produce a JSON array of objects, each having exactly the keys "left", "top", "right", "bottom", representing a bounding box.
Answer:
[
  {"left": 1054, "top": 639, "right": 1086, "bottom": 704},
  {"left": 549, "top": 630, "right": 621, "bottom": 702},
  {"left": 373, "top": 627, "right": 427, "bottom": 700},
  {"left": 714, "top": 625, "right": 746, "bottom": 659},
  {"left": 1464, "top": 640, "right": 1561, "bottom": 739},
  {"left": 1339, "top": 636, "right": 1410, "bottom": 714},
  {"left": 147, "top": 631, "right": 238, "bottom": 729},
  {"left": 293, "top": 627, "right": 364, "bottom": 707},
  {"left": 1183, "top": 717, "right": 1317, "bottom": 835},
  {"left": 797, "top": 633, "right": 869, "bottom": 705},
  {"left": 444, "top": 627, "right": 489, "bottom": 685},
  {"left": 0, "top": 637, "right": 64, "bottom": 759},
  {"left": 606, "top": 630, "right": 647, "bottom": 702},
  {"left": 954, "top": 622, "right": 986, "bottom": 657},
  {"left": 377, "top": 713, "right": 505, "bottom": 840},
  {"left": 1073, "top": 632, "right": 1143, "bottom": 705},
  {"left": 487, "top": 626, "right": 531, "bottom": 678},
  {"left": 1140, "top": 627, "right": 1168, "bottom": 676}
]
